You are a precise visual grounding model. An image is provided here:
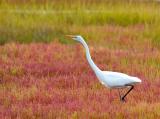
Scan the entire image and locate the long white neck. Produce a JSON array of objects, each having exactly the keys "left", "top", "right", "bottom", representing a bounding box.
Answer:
[{"left": 78, "top": 38, "right": 101, "bottom": 74}]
